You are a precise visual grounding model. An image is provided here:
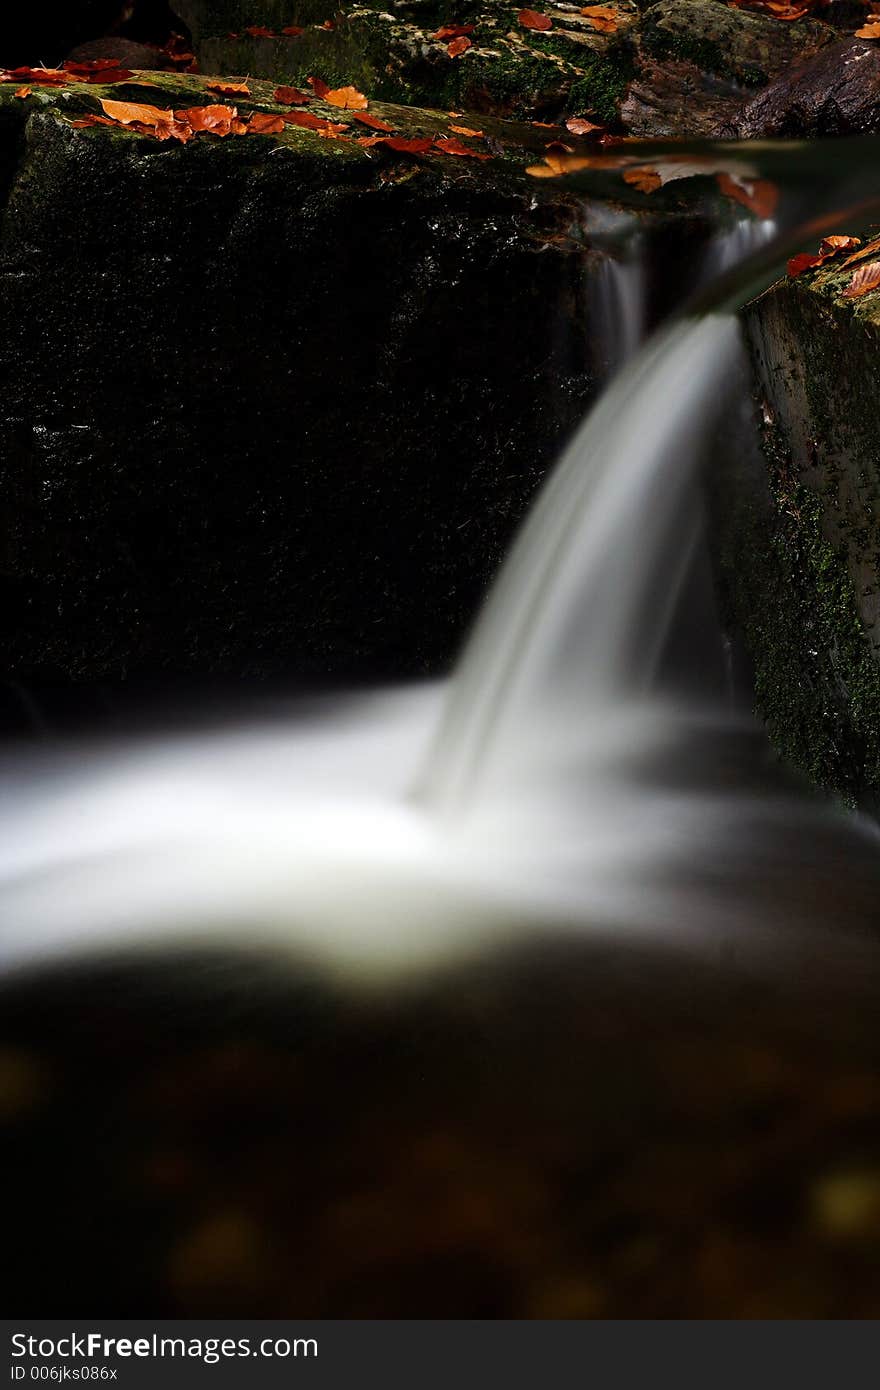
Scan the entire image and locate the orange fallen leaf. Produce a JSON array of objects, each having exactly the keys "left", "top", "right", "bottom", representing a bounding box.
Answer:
[
  {"left": 787, "top": 234, "right": 861, "bottom": 277},
  {"left": 324, "top": 84, "right": 368, "bottom": 109},
  {"left": 248, "top": 111, "right": 286, "bottom": 134},
  {"left": 274, "top": 85, "right": 311, "bottom": 105},
  {"left": 526, "top": 152, "right": 596, "bottom": 177},
  {"left": 623, "top": 166, "right": 662, "bottom": 193},
  {"left": 282, "top": 26, "right": 304, "bottom": 37},
  {"left": 518, "top": 9, "right": 553, "bottom": 30},
  {"left": 447, "top": 36, "right": 472, "bottom": 56},
  {"left": 843, "top": 235, "right": 880, "bottom": 267},
  {"left": 70, "top": 114, "right": 119, "bottom": 128},
  {"left": 565, "top": 116, "right": 603, "bottom": 135},
  {"left": 856, "top": 20, "right": 880, "bottom": 38},
  {"left": 580, "top": 4, "right": 619, "bottom": 33},
  {"left": 245, "top": 25, "right": 277, "bottom": 37},
  {"left": 99, "top": 97, "right": 175, "bottom": 127},
  {"left": 281, "top": 109, "right": 349, "bottom": 135},
  {"left": 819, "top": 234, "right": 861, "bottom": 256},
  {"left": 14, "top": 85, "right": 31, "bottom": 98},
  {"left": 546, "top": 140, "right": 575, "bottom": 153},
  {"left": 531, "top": 120, "right": 558, "bottom": 128},
  {"left": 177, "top": 103, "right": 239, "bottom": 136},
  {"left": 376, "top": 136, "right": 433, "bottom": 153},
  {"left": 433, "top": 136, "right": 491, "bottom": 159},
  {"left": 354, "top": 111, "right": 395, "bottom": 131},
  {"left": 207, "top": 80, "right": 250, "bottom": 95},
  {"left": 716, "top": 172, "right": 779, "bottom": 219},
  {"left": 2, "top": 65, "right": 70, "bottom": 85},
  {"left": 449, "top": 123, "right": 484, "bottom": 137},
  {"left": 434, "top": 23, "right": 475, "bottom": 39},
  {"left": 843, "top": 260, "right": 880, "bottom": 297}
]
